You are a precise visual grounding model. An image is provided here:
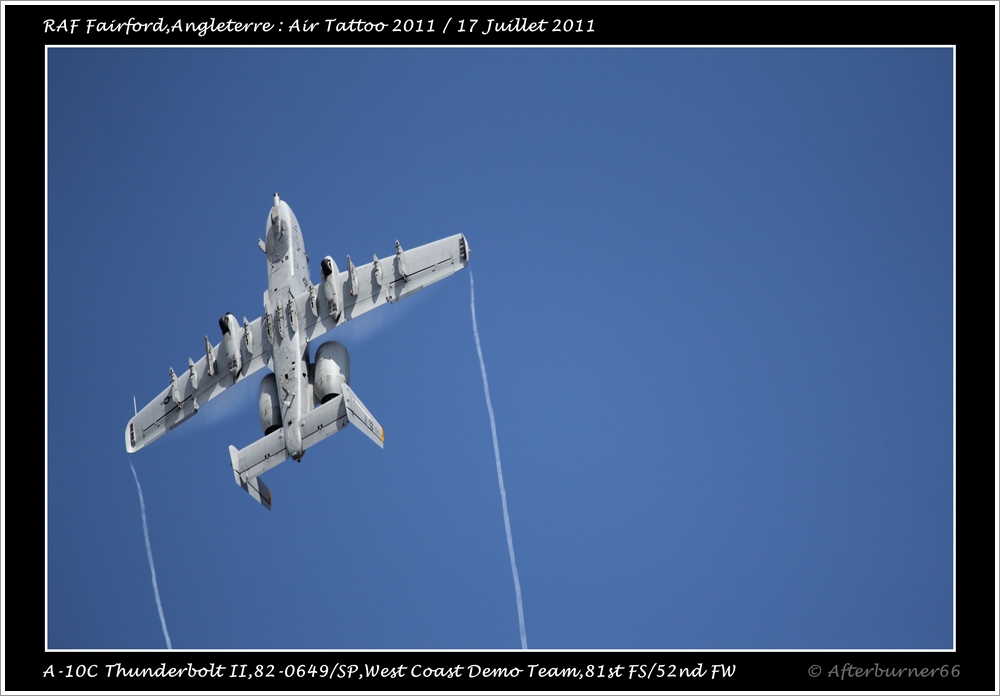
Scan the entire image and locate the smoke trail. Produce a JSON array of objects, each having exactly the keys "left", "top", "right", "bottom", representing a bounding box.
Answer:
[
  {"left": 470, "top": 272, "right": 527, "bottom": 650},
  {"left": 129, "top": 460, "right": 172, "bottom": 649}
]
